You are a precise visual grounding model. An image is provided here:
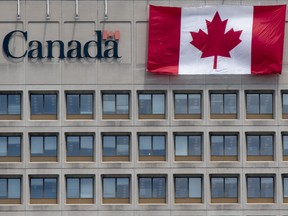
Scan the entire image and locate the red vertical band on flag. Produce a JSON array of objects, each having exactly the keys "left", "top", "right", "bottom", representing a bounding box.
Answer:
[
  {"left": 251, "top": 5, "right": 286, "bottom": 75},
  {"left": 147, "top": 5, "right": 181, "bottom": 75}
]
